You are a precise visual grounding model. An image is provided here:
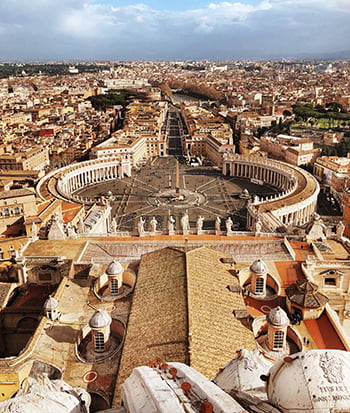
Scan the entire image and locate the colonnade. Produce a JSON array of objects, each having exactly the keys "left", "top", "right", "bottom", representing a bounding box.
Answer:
[
  {"left": 56, "top": 158, "right": 132, "bottom": 203},
  {"left": 223, "top": 154, "right": 320, "bottom": 231},
  {"left": 227, "top": 161, "right": 295, "bottom": 193},
  {"left": 274, "top": 197, "right": 319, "bottom": 226}
]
